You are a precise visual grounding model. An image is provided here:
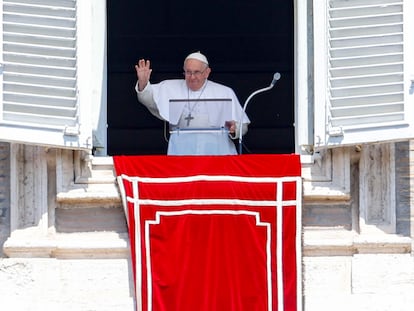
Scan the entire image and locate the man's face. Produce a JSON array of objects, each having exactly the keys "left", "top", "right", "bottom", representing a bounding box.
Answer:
[{"left": 183, "top": 59, "right": 211, "bottom": 91}]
